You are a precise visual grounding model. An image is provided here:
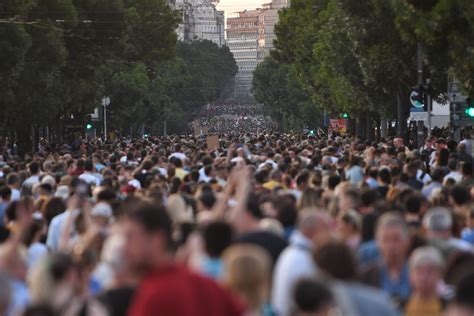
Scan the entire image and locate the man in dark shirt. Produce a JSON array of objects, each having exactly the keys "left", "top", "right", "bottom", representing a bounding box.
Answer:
[
  {"left": 234, "top": 193, "right": 288, "bottom": 265},
  {"left": 123, "top": 202, "right": 244, "bottom": 316}
]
